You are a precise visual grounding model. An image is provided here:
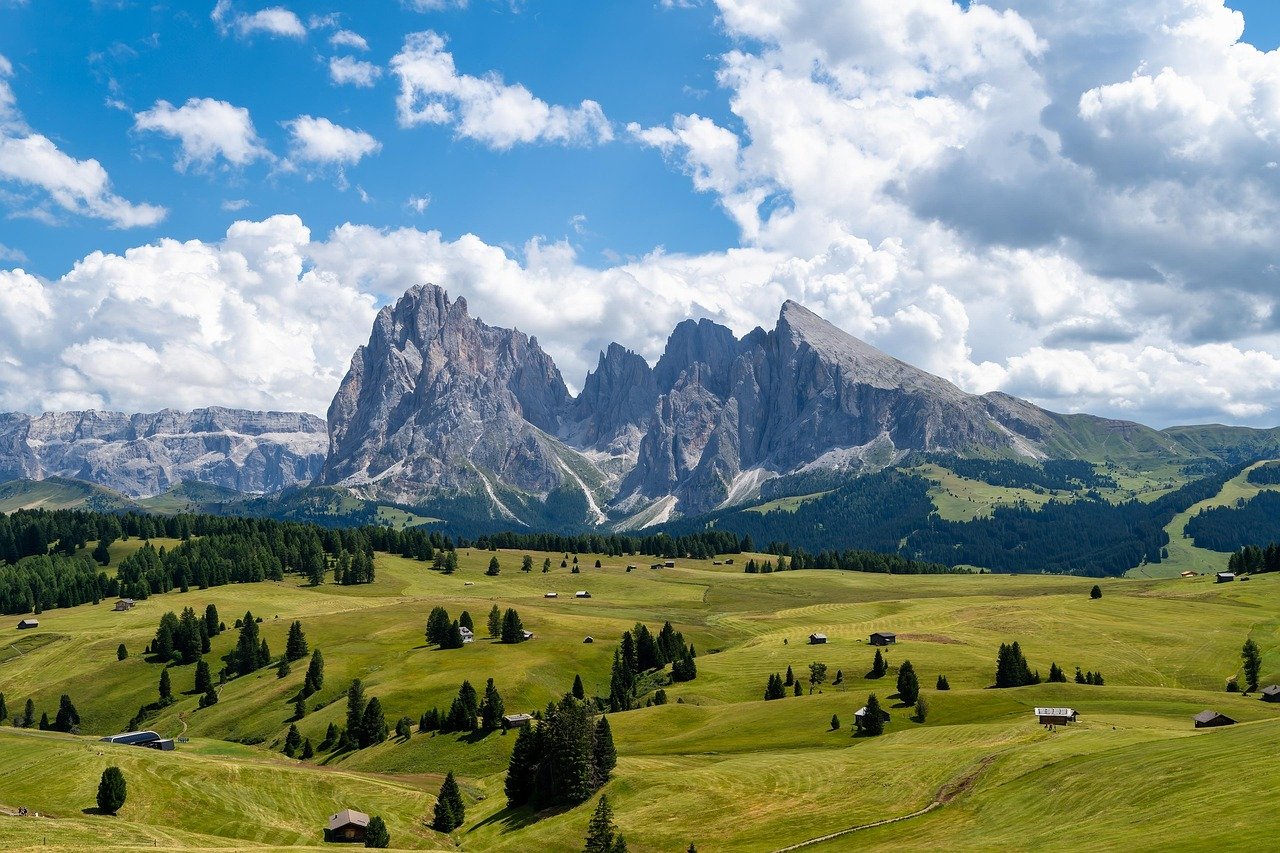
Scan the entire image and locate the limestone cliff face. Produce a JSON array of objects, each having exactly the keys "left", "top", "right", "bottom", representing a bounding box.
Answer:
[
  {"left": 0, "top": 408, "right": 325, "bottom": 498},
  {"left": 320, "top": 284, "right": 575, "bottom": 509}
]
